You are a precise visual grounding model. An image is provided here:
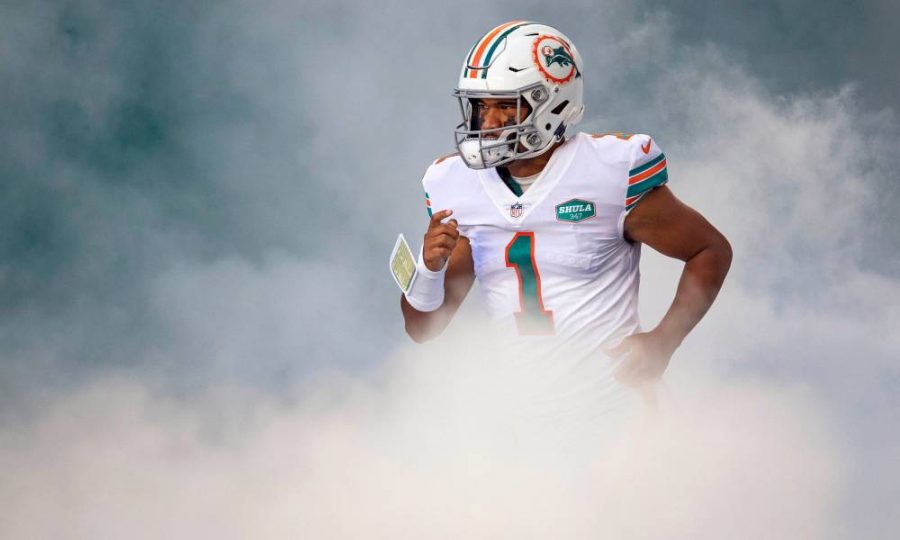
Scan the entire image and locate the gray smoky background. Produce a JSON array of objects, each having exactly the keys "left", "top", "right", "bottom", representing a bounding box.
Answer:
[{"left": 1, "top": 0, "right": 898, "bottom": 538}]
